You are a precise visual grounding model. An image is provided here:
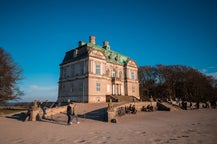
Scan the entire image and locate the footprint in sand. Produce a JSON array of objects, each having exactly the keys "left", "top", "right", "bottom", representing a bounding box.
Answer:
[
  {"left": 73, "top": 139, "right": 87, "bottom": 143},
  {"left": 13, "top": 139, "right": 25, "bottom": 144},
  {"left": 154, "top": 139, "right": 162, "bottom": 142},
  {"left": 177, "top": 135, "right": 189, "bottom": 139},
  {"left": 140, "top": 131, "right": 146, "bottom": 136},
  {"left": 169, "top": 138, "right": 177, "bottom": 141},
  {"left": 103, "top": 136, "right": 111, "bottom": 140},
  {"left": 187, "top": 129, "right": 196, "bottom": 133},
  {"left": 135, "top": 131, "right": 146, "bottom": 136}
]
